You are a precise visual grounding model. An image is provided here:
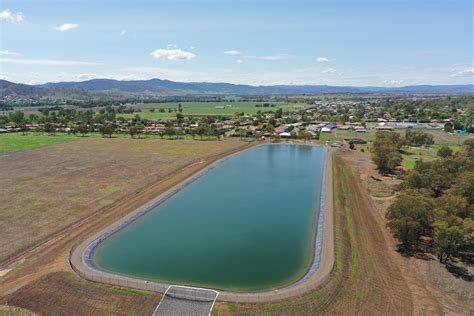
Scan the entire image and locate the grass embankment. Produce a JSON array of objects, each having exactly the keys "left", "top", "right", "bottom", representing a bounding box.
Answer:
[
  {"left": 0, "top": 272, "right": 161, "bottom": 315},
  {"left": 0, "top": 133, "right": 80, "bottom": 155},
  {"left": 213, "top": 154, "right": 412, "bottom": 315}
]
